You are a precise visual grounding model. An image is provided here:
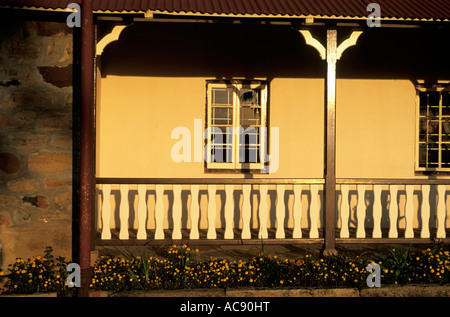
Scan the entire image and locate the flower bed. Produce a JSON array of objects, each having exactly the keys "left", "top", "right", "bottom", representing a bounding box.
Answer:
[
  {"left": 1, "top": 243, "right": 449, "bottom": 296},
  {"left": 89, "top": 244, "right": 450, "bottom": 292}
]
